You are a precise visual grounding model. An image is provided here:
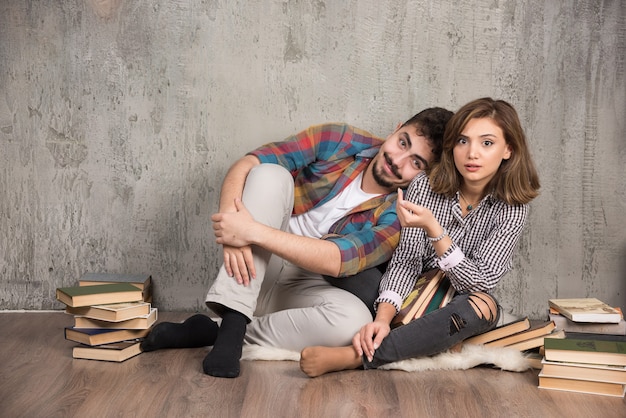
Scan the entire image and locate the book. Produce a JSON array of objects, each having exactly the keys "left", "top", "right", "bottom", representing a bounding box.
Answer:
[
  {"left": 541, "top": 360, "right": 626, "bottom": 385},
  {"left": 538, "top": 373, "right": 626, "bottom": 397},
  {"left": 392, "top": 269, "right": 447, "bottom": 327},
  {"left": 64, "top": 327, "right": 150, "bottom": 346},
  {"left": 563, "top": 332, "right": 626, "bottom": 343},
  {"left": 56, "top": 282, "right": 144, "bottom": 308},
  {"left": 505, "top": 329, "right": 565, "bottom": 351},
  {"left": 423, "top": 276, "right": 454, "bottom": 315},
  {"left": 486, "top": 320, "right": 556, "bottom": 348},
  {"left": 72, "top": 341, "right": 142, "bottom": 362},
  {"left": 66, "top": 301, "right": 151, "bottom": 322},
  {"left": 74, "top": 308, "right": 157, "bottom": 329},
  {"left": 549, "top": 312, "right": 626, "bottom": 336},
  {"left": 79, "top": 272, "right": 152, "bottom": 302},
  {"left": 548, "top": 298, "right": 622, "bottom": 323},
  {"left": 464, "top": 317, "right": 531, "bottom": 345},
  {"left": 544, "top": 338, "right": 626, "bottom": 366},
  {"left": 525, "top": 351, "right": 544, "bottom": 369}
]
